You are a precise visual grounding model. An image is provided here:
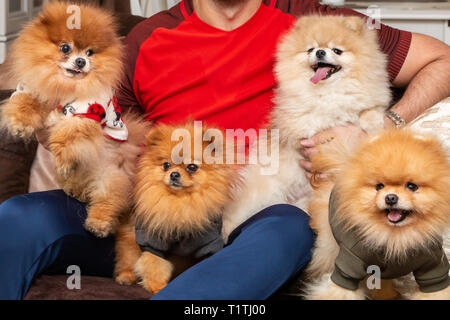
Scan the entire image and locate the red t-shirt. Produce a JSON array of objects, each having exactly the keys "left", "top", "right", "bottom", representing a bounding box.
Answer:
[{"left": 117, "top": 0, "right": 411, "bottom": 130}]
